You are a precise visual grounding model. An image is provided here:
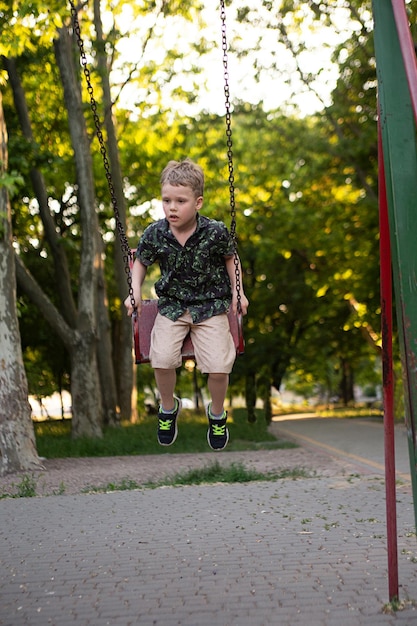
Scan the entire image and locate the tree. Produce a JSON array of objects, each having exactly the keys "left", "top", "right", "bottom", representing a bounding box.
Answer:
[
  {"left": 223, "top": 1, "right": 385, "bottom": 410},
  {"left": 2, "top": 0, "right": 399, "bottom": 429},
  {"left": 2, "top": 0, "right": 213, "bottom": 435},
  {"left": 0, "top": 90, "right": 42, "bottom": 474},
  {"left": 5, "top": 32, "right": 108, "bottom": 438}
]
